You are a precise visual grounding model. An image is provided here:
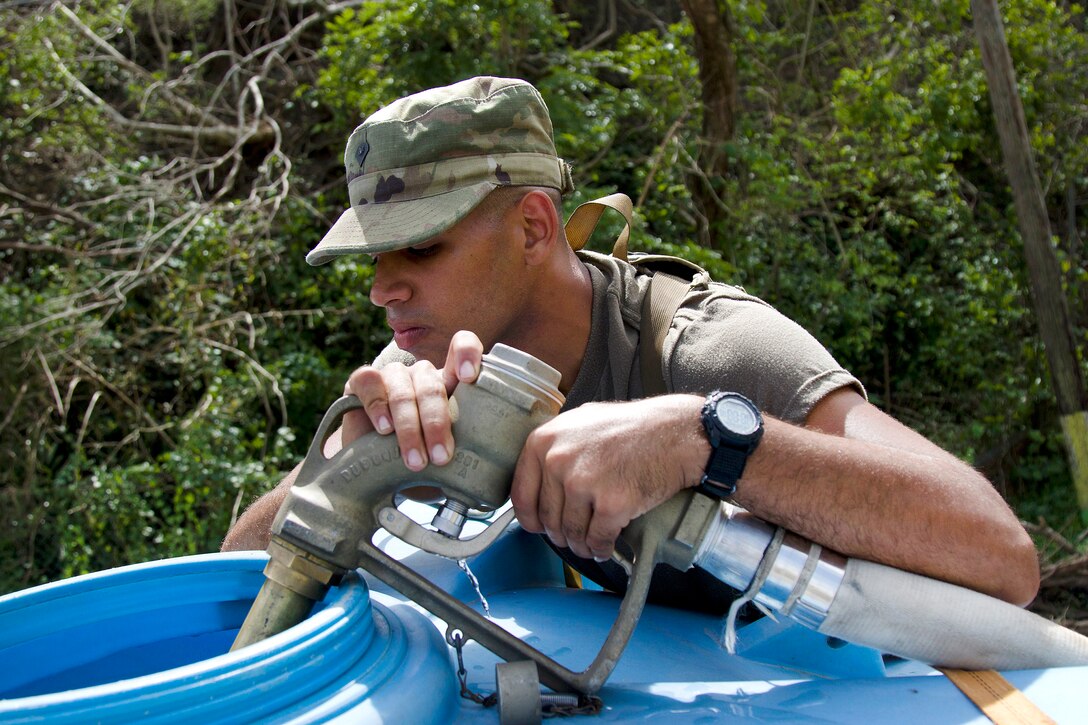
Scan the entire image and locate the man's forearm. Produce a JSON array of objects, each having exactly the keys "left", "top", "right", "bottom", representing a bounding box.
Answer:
[
  {"left": 732, "top": 416, "right": 1039, "bottom": 605},
  {"left": 221, "top": 467, "right": 297, "bottom": 552}
]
